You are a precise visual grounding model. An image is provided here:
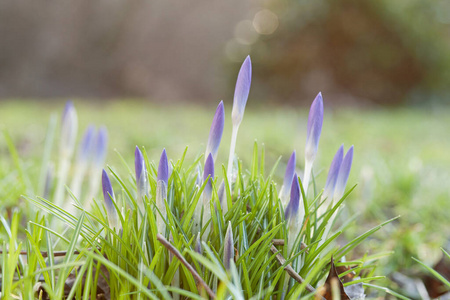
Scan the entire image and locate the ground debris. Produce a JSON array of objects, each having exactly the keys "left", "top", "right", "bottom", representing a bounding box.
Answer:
[
  {"left": 318, "top": 257, "right": 365, "bottom": 300},
  {"left": 33, "top": 264, "right": 110, "bottom": 300},
  {"left": 423, "top": 255, "right": 450, "bottom": 298}
]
